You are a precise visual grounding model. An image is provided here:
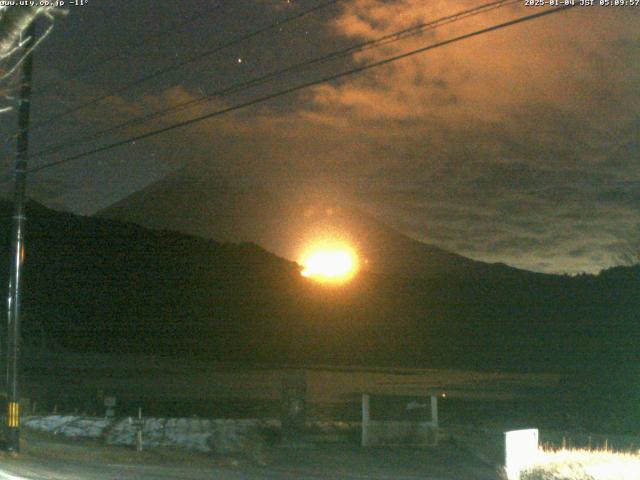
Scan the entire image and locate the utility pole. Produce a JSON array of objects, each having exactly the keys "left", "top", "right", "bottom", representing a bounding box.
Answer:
[{"left": 6, "top": 19, "right": 37, "bottom": 454}]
